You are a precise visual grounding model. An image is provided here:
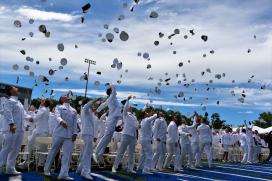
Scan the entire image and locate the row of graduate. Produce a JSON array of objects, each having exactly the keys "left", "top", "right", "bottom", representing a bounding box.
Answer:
[{"left": 0, "top": 85, "right": 270, "bottom": 180}]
